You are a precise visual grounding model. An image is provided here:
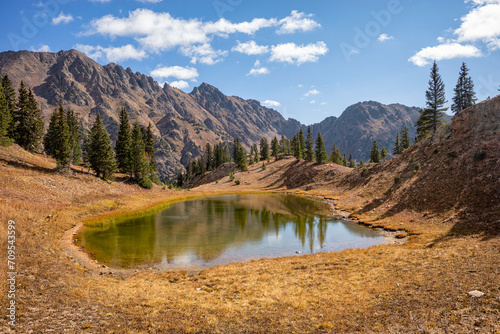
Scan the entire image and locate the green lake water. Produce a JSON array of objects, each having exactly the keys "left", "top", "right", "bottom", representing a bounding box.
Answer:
[{"left": 75, "top": 194, "right": 388, "bottom": 270}]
